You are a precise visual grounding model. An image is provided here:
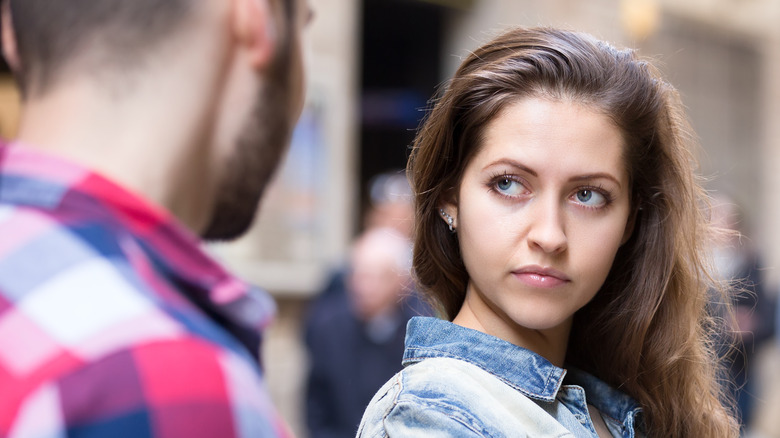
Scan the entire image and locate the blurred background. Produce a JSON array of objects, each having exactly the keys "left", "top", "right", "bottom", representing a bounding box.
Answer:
[{"left": 2, "top": 0, "right": 780, "bottom": 436}]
